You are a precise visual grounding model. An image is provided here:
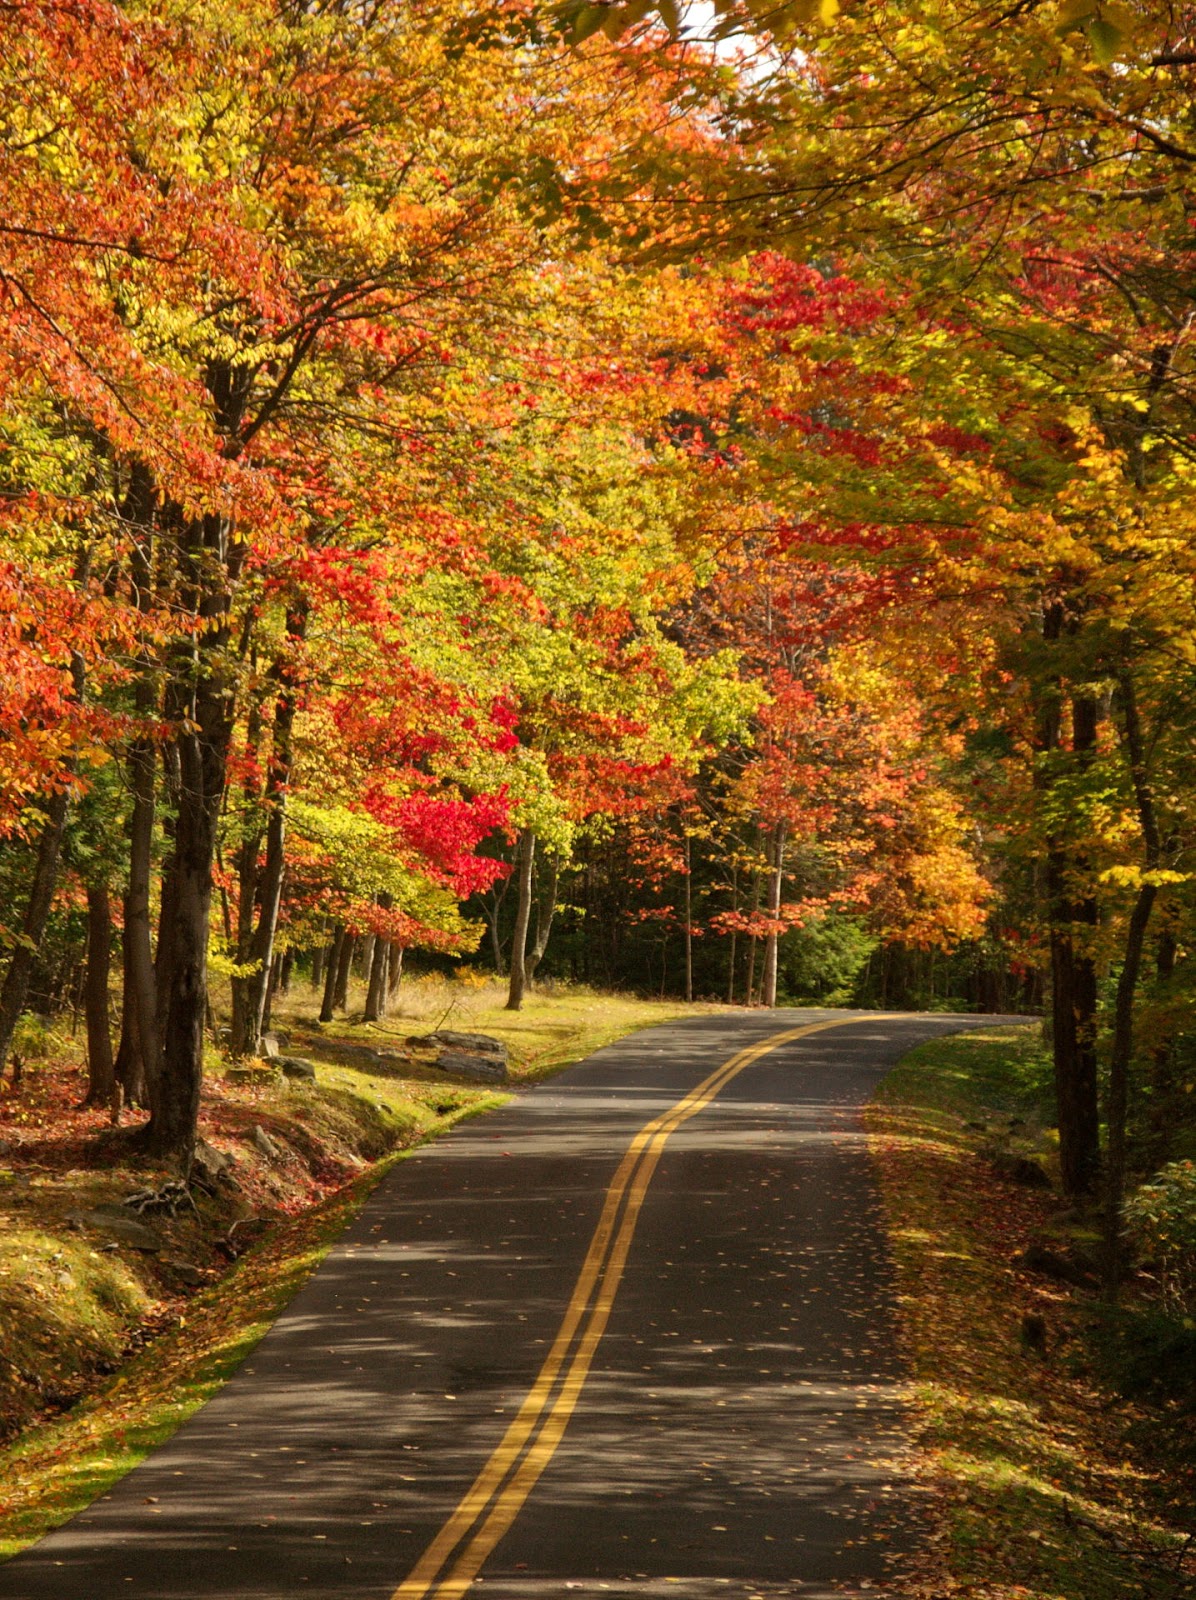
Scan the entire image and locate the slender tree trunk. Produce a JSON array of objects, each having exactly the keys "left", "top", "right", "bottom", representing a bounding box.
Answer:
[
  {"left": 1036, "top": 604, "right": 1102, "bottom": 1196},
  {"left": 683, "top": 833, "right": 693, "bottom": 1004},
  {"left": 1103, "top": 665, "right": 1162, "bottom": 1288},
  {"left": 114, "top": 917, "right": 149, "bottom": 1109},
  {"left": 506, "top": 828, "right": 536, "bottom": 1011},
  {"left": 311, "top": 940, "right": 326, "bottom": 993},
  {"left": 117, "top": 462, "right": 157, "bottom": 1110},
  {"left": 727, "top": 861, "right": 738, "bottom": 1005},
  {"left": 320, "top": 925, "right": 345, "bottom": 1023},
  {"left": 81, "top": 884, "right": 117, "bottom": 1115},
  {"left": 762, "top": 822, "right": 786, "bottom": 1010},
  {"left": 364, "top": 896, "right": 393, "bottom": 1022},
  {"left": 333, "top": 931, "right": 355, "bottom": 1011},
  {"left": 237, "top": 600, "right": 305, "bottom": 1054},
  {"left": 0, "top": 788, "right": 70, "bottom": 1077},
  {"left": 145, "top": 509, "right": 241, "bottom": 1169},
  {"left": 526, "top": 849, "right": 560, "bottom": 987},
  {"left": 387, "top": 942, "right": 404, "bottom": 999},
  {"left": 229, "top": 694, "right": 264, "bottom": 1057},
  {"left": 1062, "top": 695, "right": 1102, "bottom": 1197}
]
